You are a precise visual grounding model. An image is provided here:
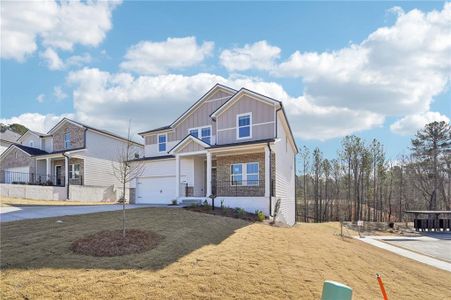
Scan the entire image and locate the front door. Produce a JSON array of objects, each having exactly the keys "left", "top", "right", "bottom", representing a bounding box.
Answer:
[{"left": 55, "top": 165, "right": 62, "bottom": 186}]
